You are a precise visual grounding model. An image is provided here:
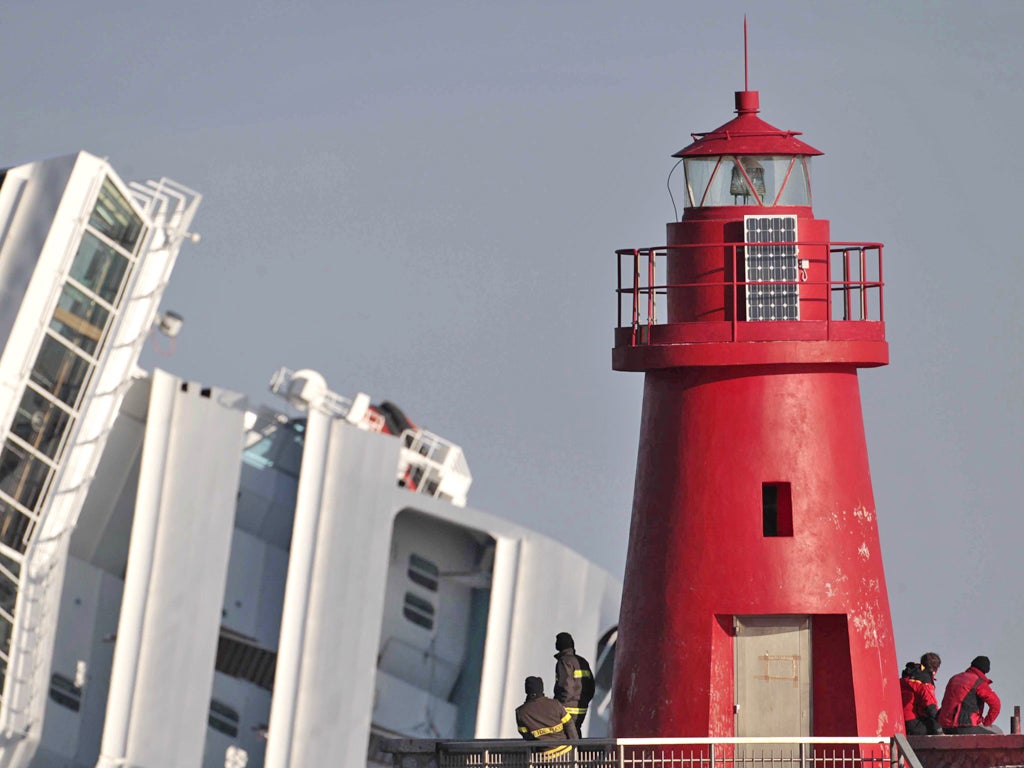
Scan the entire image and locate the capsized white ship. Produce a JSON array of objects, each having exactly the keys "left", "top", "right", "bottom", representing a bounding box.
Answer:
[{"left": 0, "top": 153, "right": 621, "bottom": 768}]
